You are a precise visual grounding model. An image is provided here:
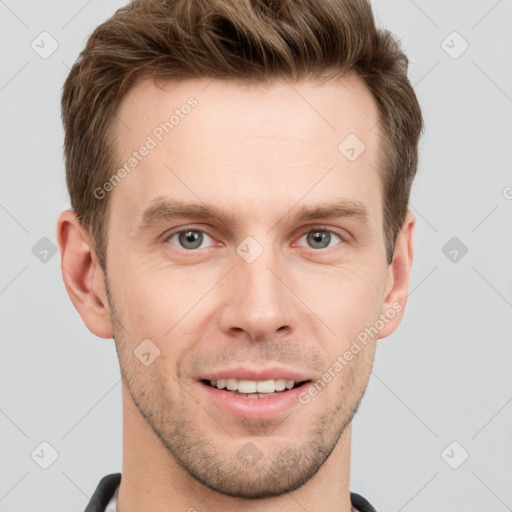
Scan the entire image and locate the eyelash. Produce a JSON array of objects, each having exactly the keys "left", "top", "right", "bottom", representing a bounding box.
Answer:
[{"left": 164, "top": 226, "right": 345, "bottom": 251}]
